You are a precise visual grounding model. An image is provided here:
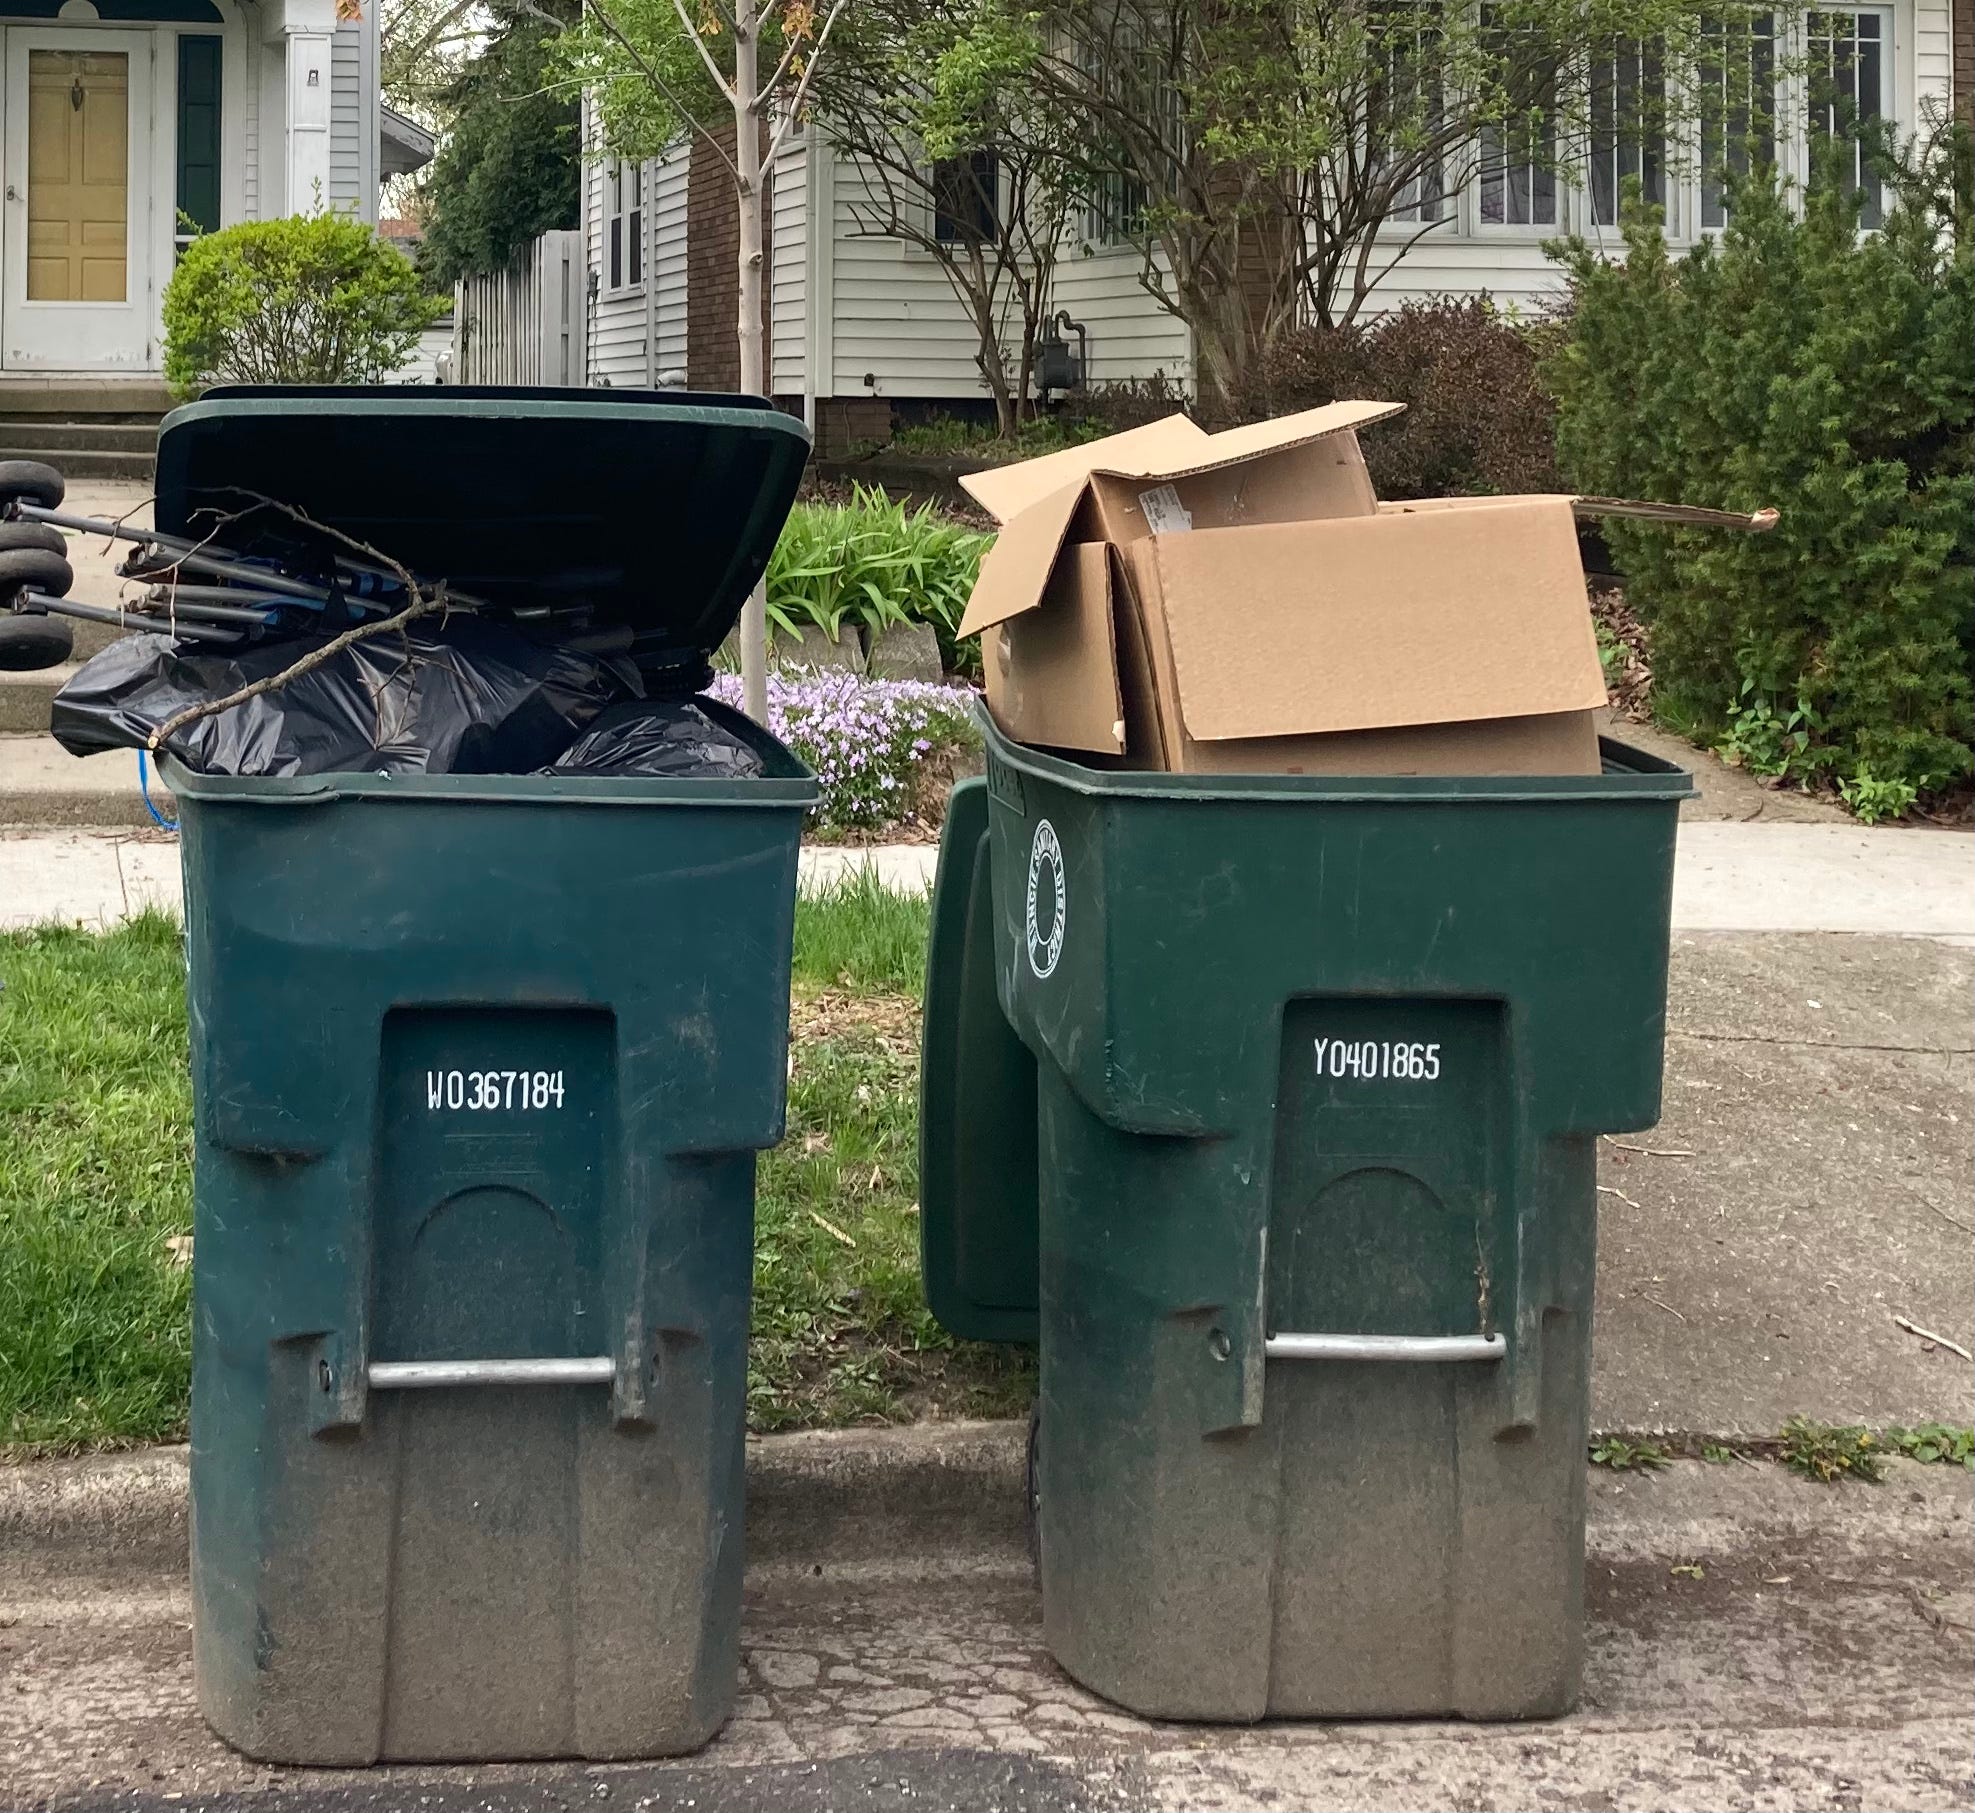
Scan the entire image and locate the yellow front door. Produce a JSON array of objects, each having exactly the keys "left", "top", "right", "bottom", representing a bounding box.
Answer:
[
  {"left": 26, "top": 48, "right": 129, "bottom": 302},
  {"left": 4, "top": 27, "right": 153, "bottom": 370}
]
